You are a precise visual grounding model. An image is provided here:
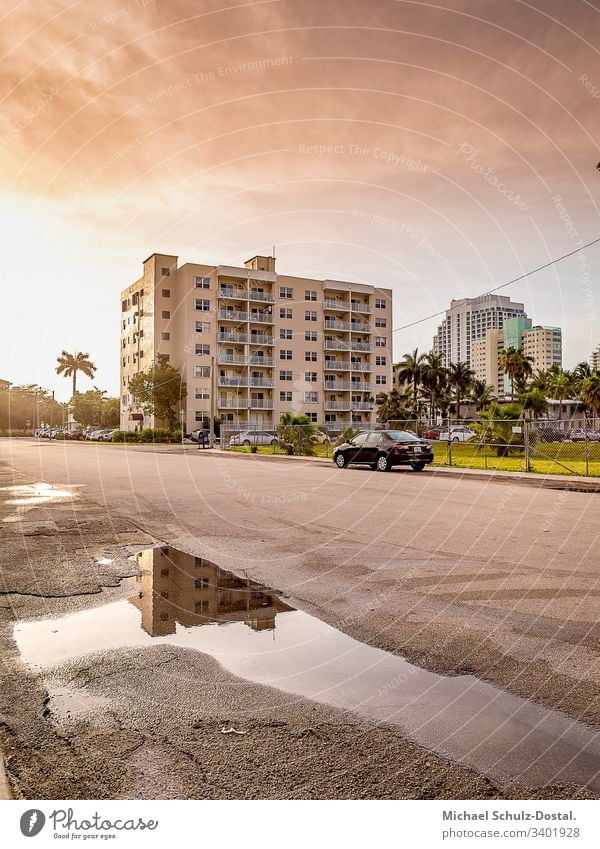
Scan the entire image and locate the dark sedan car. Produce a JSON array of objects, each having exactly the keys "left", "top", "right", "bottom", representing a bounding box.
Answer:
[{"left": 333, "top": 430, "right": 434, "bottom": 472}]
